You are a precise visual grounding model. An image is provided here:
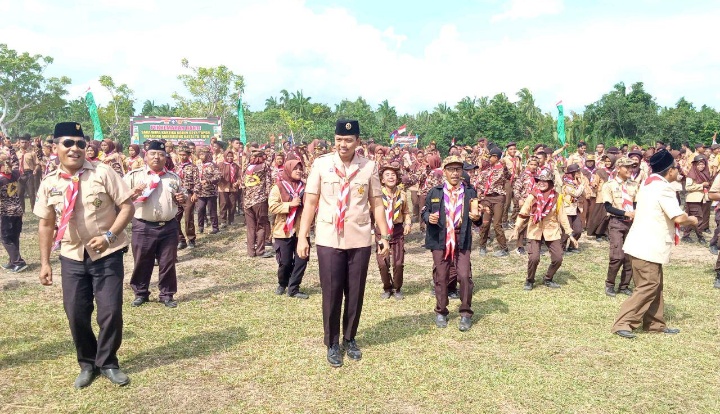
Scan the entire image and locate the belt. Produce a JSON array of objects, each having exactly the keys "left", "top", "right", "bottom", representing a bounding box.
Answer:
[
  {"left": 136, "top": 218, "right": 174, "bottom": 226},
  {"left": 610, "top": 216, "right": 631, "bottom": 222}
]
